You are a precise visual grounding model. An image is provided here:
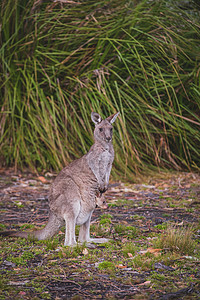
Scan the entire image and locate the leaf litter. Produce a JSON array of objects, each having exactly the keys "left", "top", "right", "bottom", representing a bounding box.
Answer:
[{"left": 0, "top": 169, "right": 200, "bottom": 299}]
